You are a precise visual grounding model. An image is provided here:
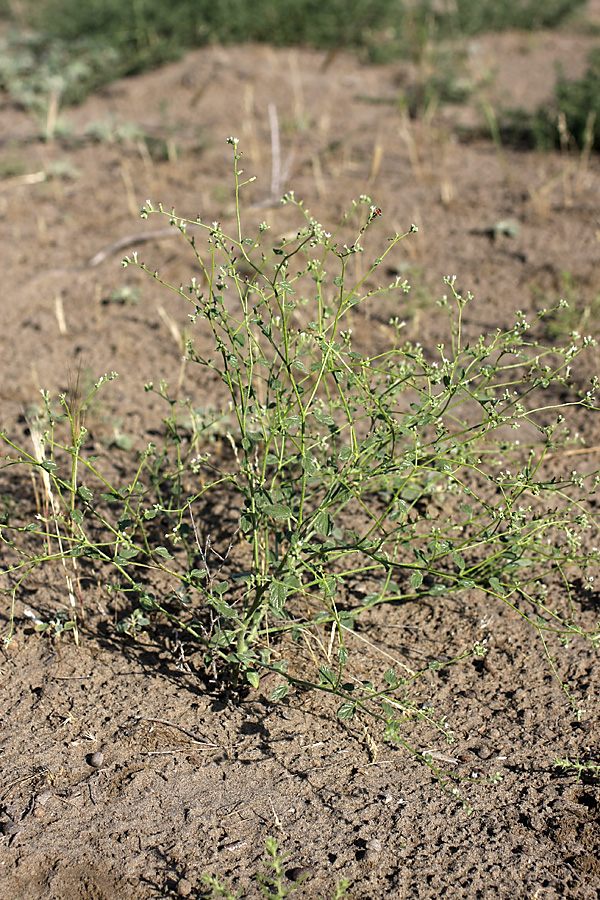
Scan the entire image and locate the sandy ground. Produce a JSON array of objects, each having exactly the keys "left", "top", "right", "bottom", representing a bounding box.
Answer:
[{"left": 1, "top": 19, "right": 600, "bottom": 900}]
